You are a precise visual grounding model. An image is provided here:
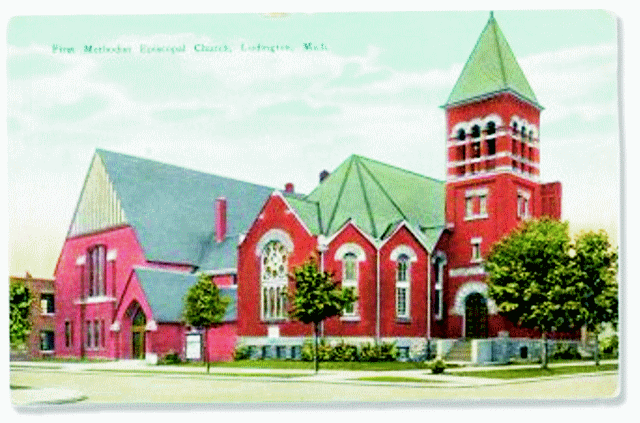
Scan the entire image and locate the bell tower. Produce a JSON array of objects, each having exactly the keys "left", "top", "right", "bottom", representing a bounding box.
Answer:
[{"left": 440, "top": 12, "right": 562, "bottom": 338}]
